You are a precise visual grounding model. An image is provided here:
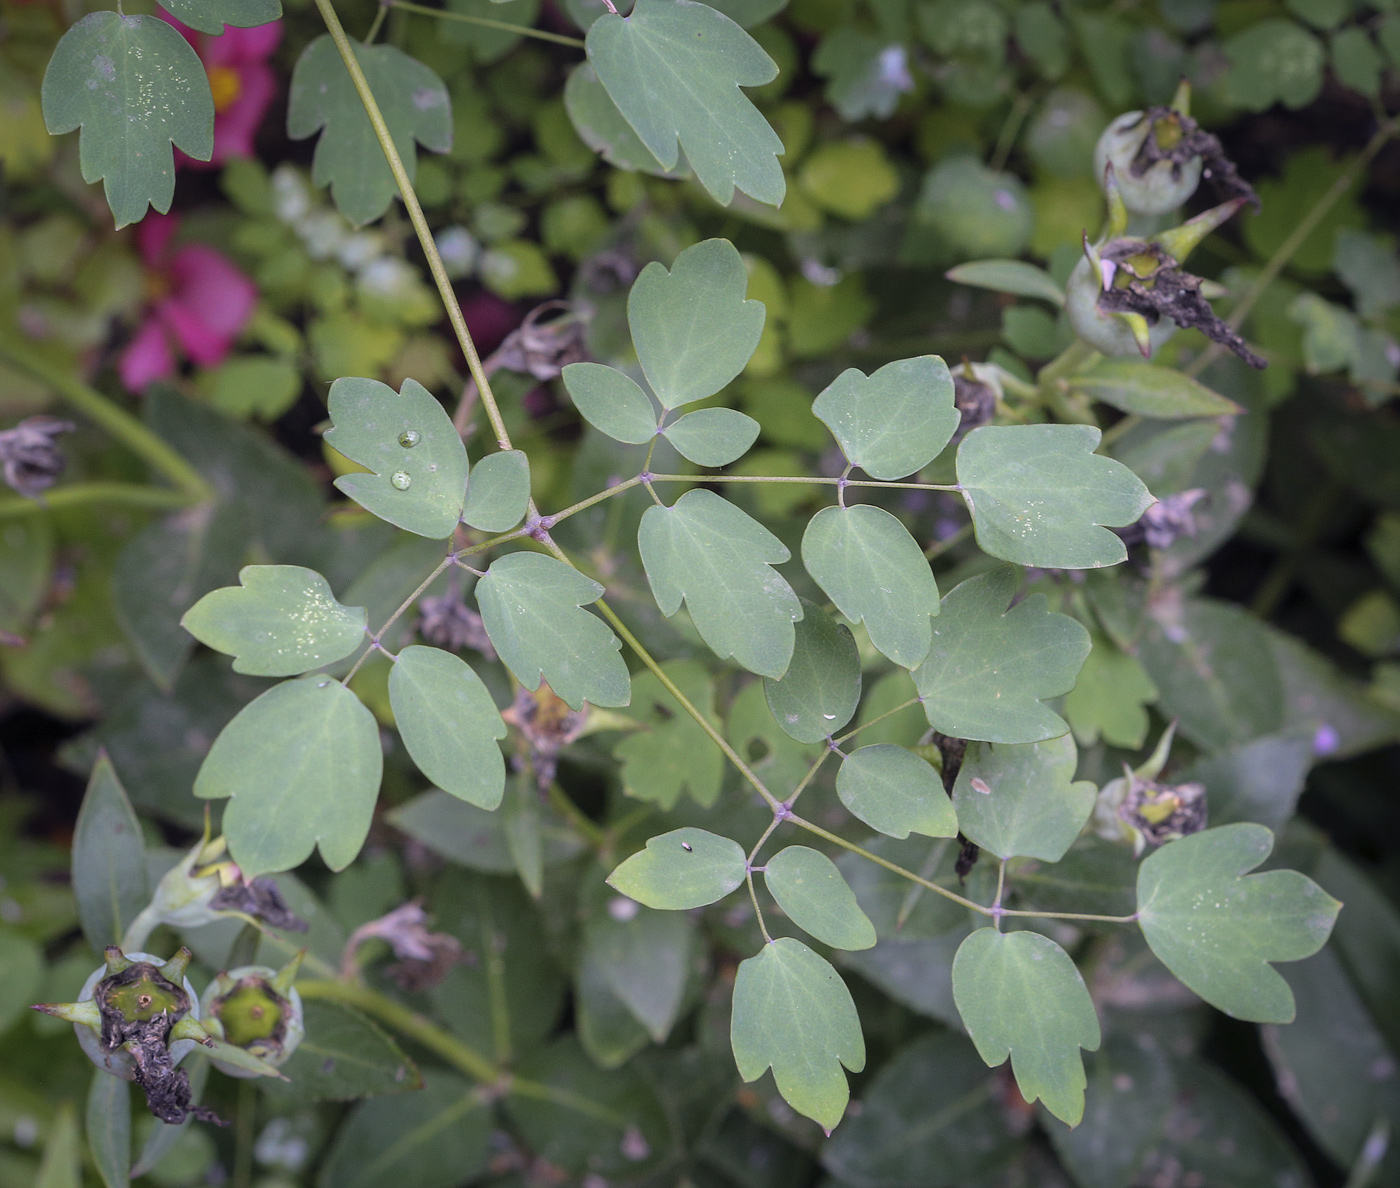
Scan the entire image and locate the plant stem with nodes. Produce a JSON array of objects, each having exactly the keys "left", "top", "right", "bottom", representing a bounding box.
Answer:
[{"left": 388, "top": 0, "right": 586, "bottom": 46}]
